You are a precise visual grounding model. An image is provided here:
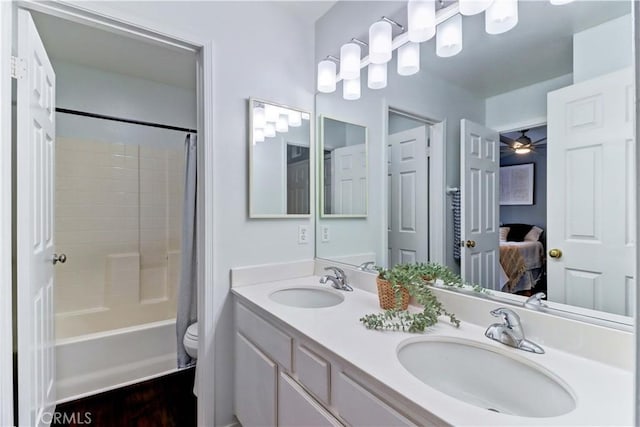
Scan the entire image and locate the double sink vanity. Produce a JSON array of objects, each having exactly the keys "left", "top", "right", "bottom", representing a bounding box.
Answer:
[{"left": 231, "top": 261, "right": 633, "bottom": 426}]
